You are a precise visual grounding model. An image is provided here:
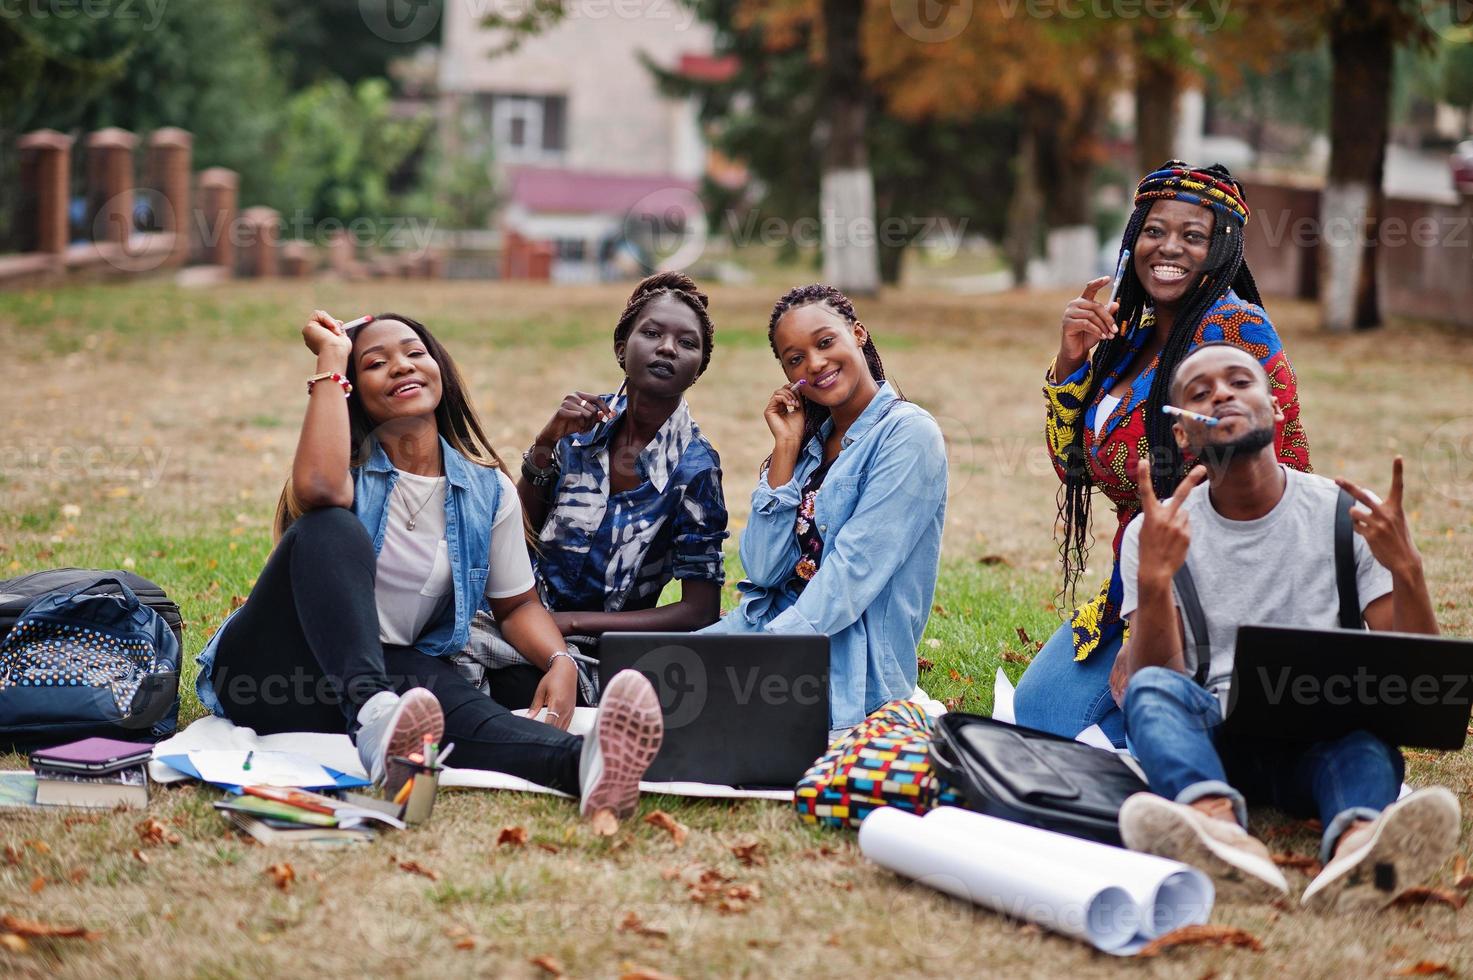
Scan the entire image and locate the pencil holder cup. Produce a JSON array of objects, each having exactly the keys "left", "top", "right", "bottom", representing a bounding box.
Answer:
[{"left": 402, "top": 769, "right": 438, "bottom": 826}]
